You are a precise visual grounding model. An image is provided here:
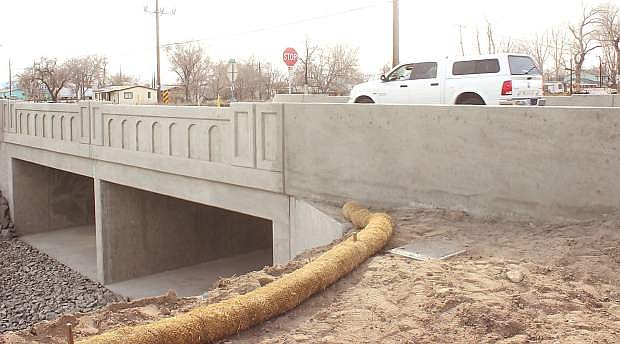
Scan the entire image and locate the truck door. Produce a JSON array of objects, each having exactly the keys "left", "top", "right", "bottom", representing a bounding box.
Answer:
[
  {"left": 376, "top": 64, "right": 414, "bottom": 104},
  {"left": 407, "top": 62, "right": 441, "bottom": 104}
]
